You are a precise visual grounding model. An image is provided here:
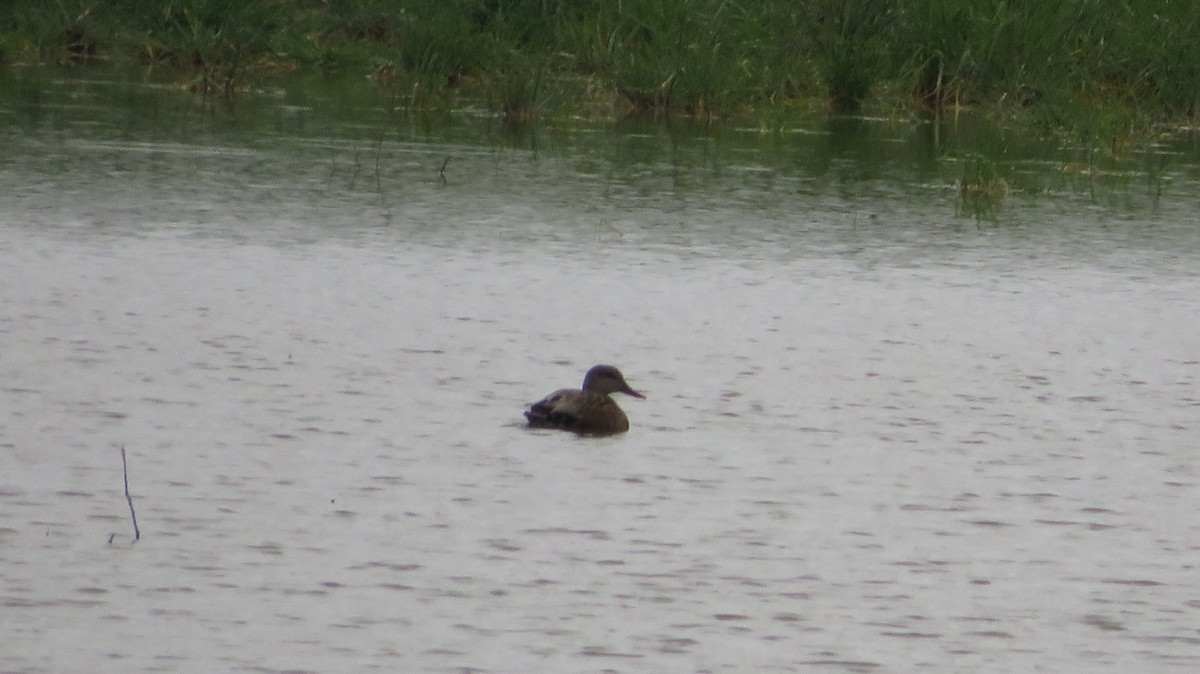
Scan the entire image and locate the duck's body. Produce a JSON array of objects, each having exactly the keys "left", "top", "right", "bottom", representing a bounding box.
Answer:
[{"left": 524, "top": 365, "right": 644, "bottom": 435}]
